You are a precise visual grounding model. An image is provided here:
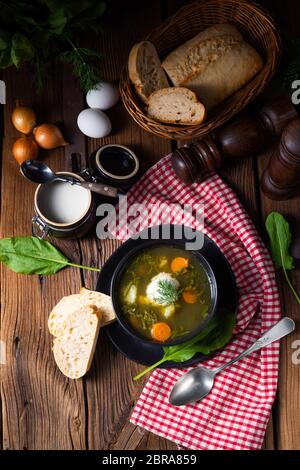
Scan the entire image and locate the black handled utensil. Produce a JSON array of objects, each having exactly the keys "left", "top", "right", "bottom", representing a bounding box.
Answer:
[{"left": 20, "top": 160, "right": 123, "bottom": 198}]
